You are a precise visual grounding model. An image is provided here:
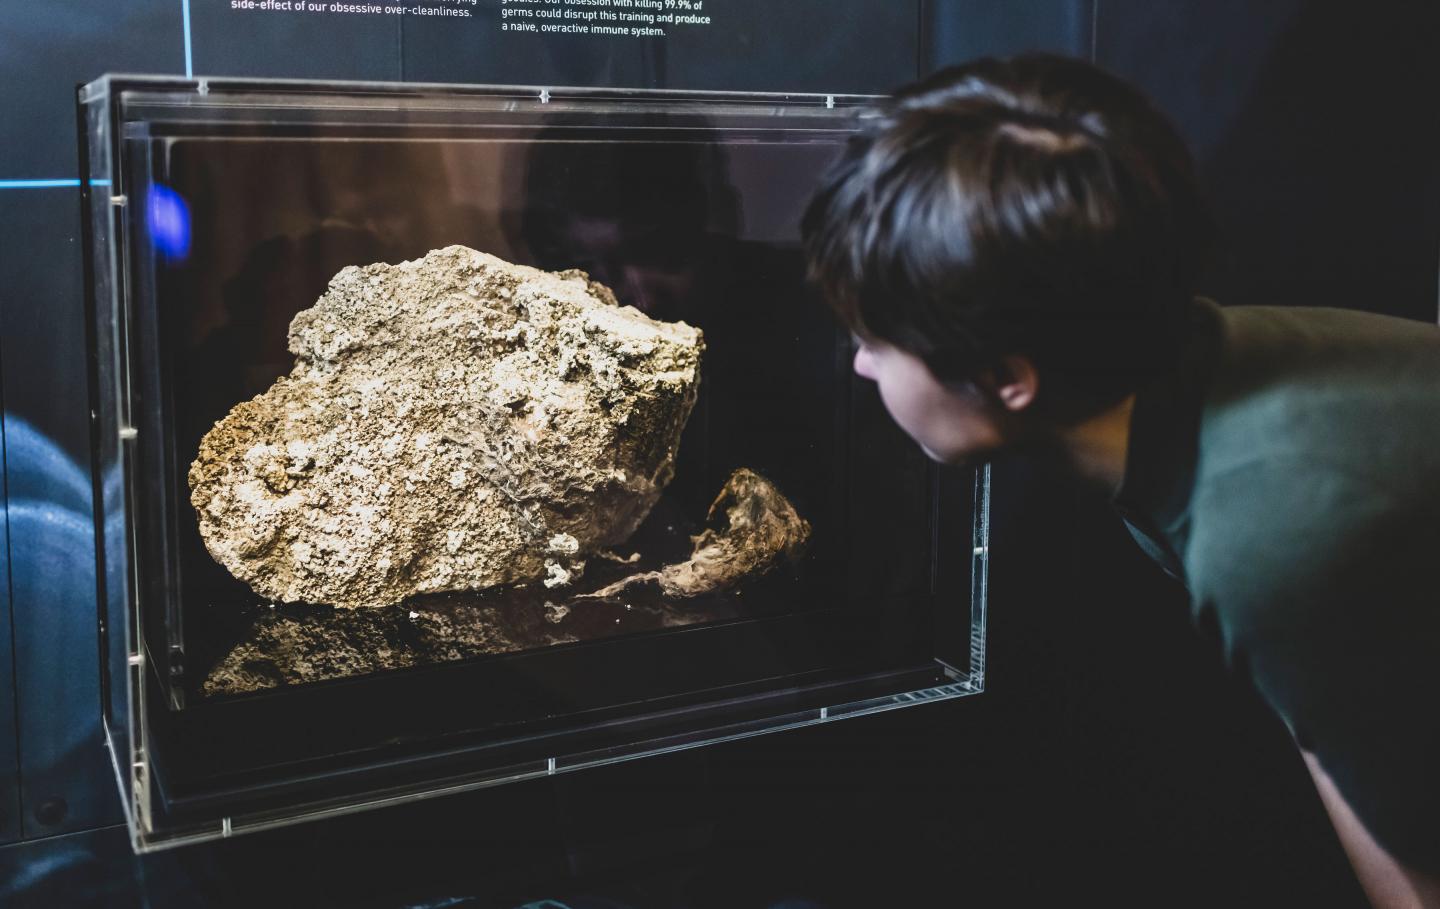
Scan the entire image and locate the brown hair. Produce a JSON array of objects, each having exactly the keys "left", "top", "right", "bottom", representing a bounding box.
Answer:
[{"left": 802, "top": 54, "right": 1214, "bottom": 422}]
